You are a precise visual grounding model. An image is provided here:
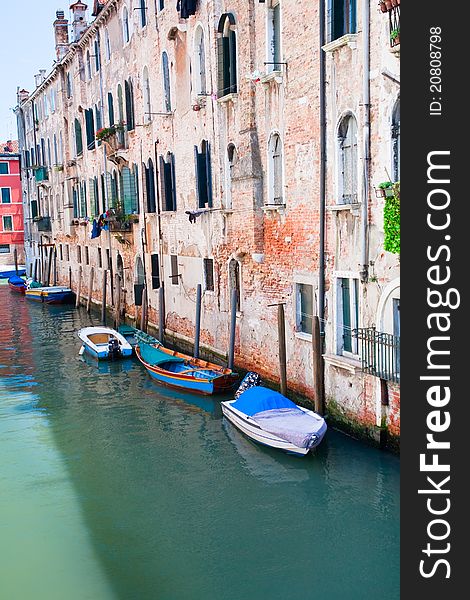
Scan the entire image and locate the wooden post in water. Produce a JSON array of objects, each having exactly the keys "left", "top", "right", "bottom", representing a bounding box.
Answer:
[
  {"left": 46, "top": 246, "right": 53, "bottom": 287},
  {"left": 33, "top": 258, "right": 38, "bottom": 282},
  {"left": 68, "top": 266, "right": 72, "bottom": 290},
  {"left": 159, "top": 284, "right": 165, "bottom": 343},
  {"left": 227, "top": 288, "right": 237, "bottom": 370},
  {"left": 75, "top": 266, "right": 82, "bottom": 308},
  {"left": 312, "top": 315, "right": 324, "bottom": 415},
  {"left": 40, "top": 242, "right": 44, "bottom": 285},
  {"left": 277, "top": 303, "right": 288, "bottom": 396},
  {"left": 140, "top": 286, "right": 148, "bottom": 332},
  {"left": 87, "top": 267, "right": 94, "bottom": 313},
  {"left": 101, "top": 269, "right": 107, "bottom": 325},
  {"left": 114, "top": 274, "right": 122, "bottom": 328},
  {"left": 194, "top": 283, "right": 202, "bottom": 358},
  {"left": 14, "top": 248, "right": 18, "bottom": 276},
  {"left": 53, "top": 248, "right": 57, "bottom": 285}
]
